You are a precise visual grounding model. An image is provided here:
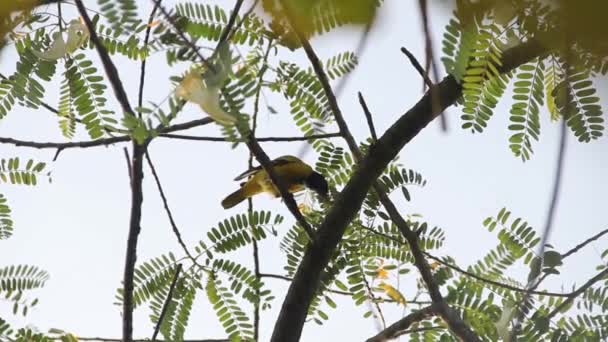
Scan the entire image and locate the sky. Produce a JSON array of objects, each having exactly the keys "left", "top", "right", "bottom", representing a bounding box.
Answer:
[{"left": 1, "top": 1, "right": 607, "bottom": 341}]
